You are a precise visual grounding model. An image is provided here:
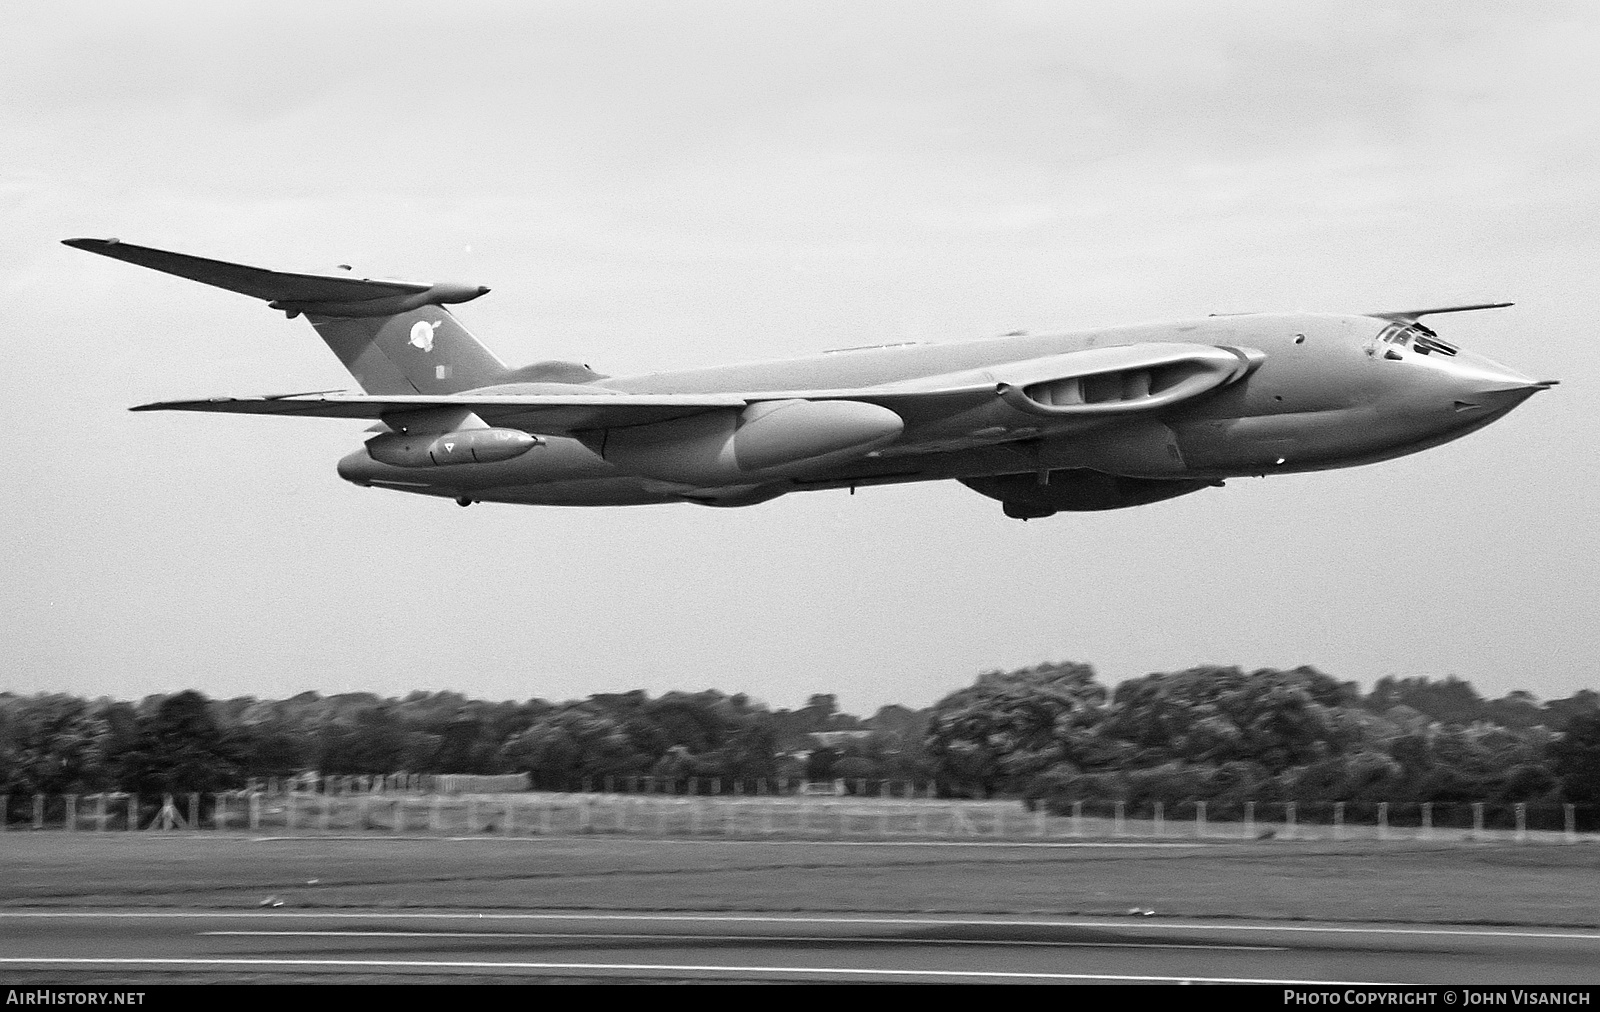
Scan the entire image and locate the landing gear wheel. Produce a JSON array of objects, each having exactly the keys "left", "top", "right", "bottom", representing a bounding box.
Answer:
[{"left": 456, "top": 496, "right": 474, "bottom": 507}]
